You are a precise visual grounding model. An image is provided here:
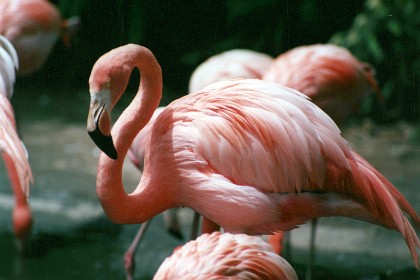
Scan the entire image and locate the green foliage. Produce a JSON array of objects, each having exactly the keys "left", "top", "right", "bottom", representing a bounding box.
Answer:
[{"left": 330, "top": 0, "right": 420, "bottom": 122}]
